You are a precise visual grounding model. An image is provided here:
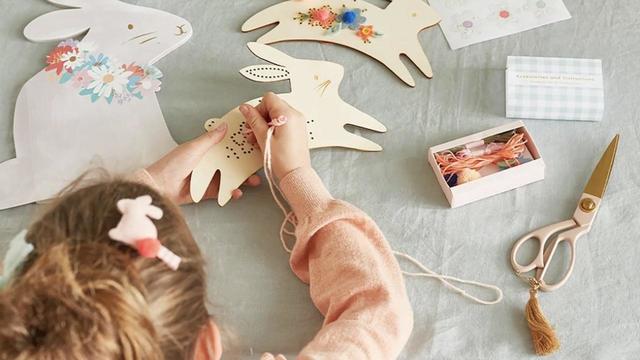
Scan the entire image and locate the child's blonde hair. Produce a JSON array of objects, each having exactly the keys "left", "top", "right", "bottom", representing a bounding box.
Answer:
[{"left": 0, "top": 179, "right": 210, "bottom": 359}]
